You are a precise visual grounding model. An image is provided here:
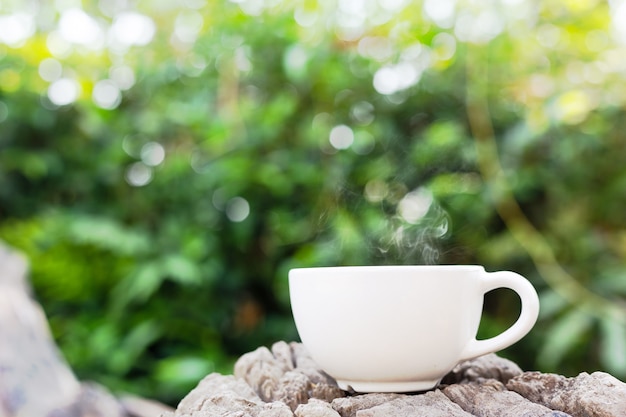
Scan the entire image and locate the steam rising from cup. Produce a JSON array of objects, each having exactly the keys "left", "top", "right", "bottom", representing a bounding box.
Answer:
[{"left": 377, "top": 187, "right": 450, "bottom": 265}]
